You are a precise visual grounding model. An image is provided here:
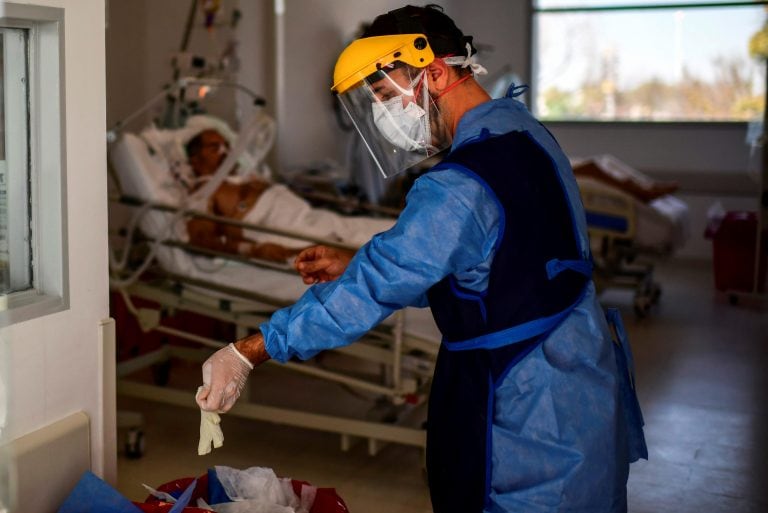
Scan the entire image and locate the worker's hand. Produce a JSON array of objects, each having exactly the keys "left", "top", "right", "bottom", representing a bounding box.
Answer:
[
  {"left": 294, "top": 245, "right": 354, "bottom": 284},
  {"left": 196, "top": 343, "right": 253, "bottom": 413}
]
